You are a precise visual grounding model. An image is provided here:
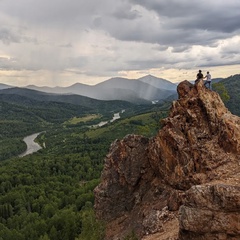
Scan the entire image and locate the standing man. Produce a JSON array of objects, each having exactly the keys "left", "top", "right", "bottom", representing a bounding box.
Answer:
[{"left": 204, "top": 71, "right": 212, "bottom": 90}]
